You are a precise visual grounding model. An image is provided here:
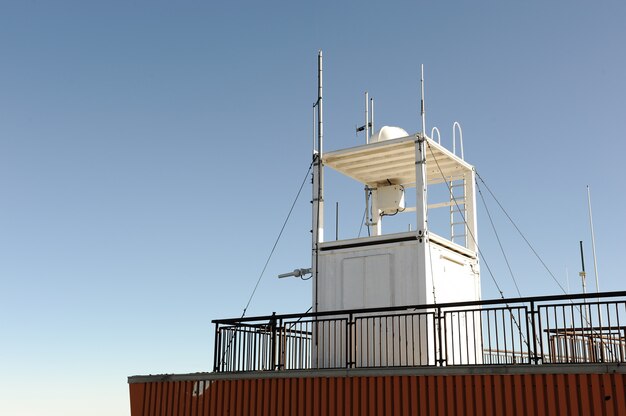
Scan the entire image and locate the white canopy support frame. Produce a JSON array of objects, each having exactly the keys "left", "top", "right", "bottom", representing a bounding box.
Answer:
[
  {"left": 323, "top": 135, "right": 472, "bottom": 187},
  {"left": 323, "top": 134, "right": 477, "bottom": 252}
]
